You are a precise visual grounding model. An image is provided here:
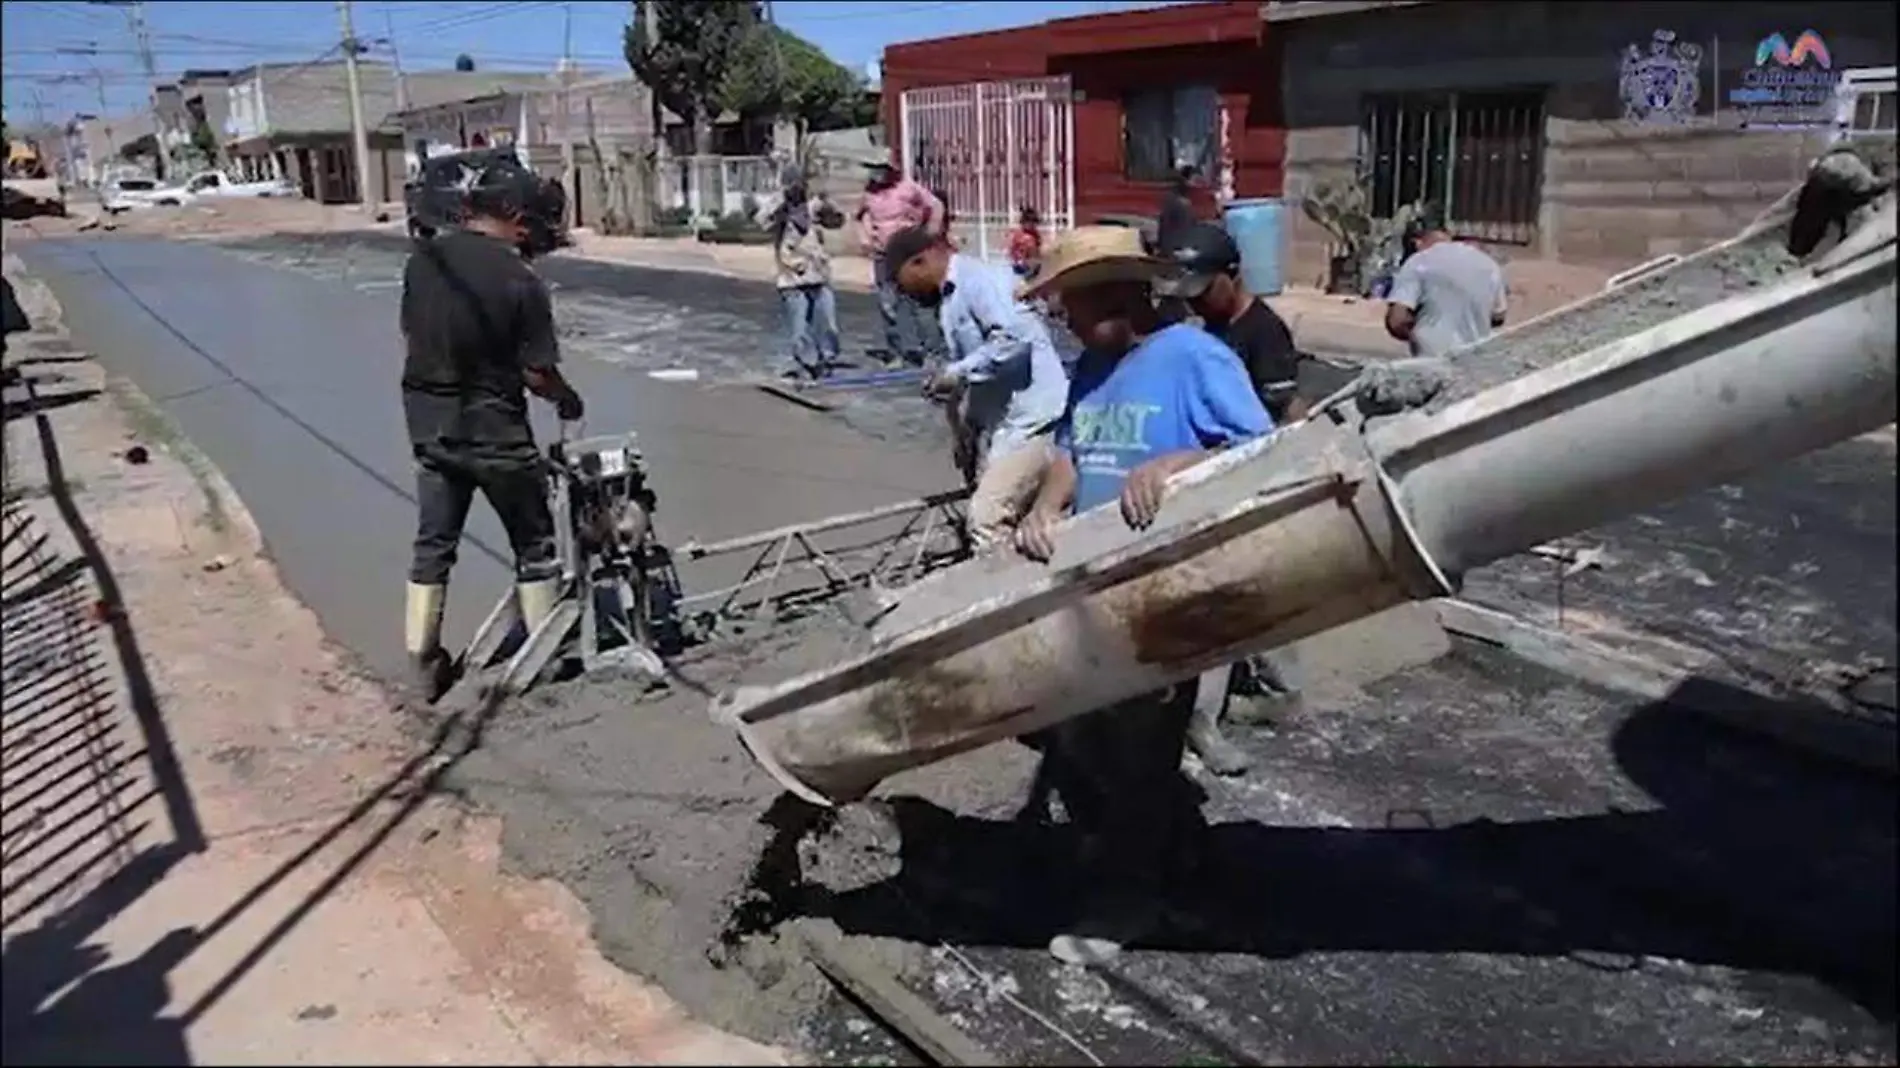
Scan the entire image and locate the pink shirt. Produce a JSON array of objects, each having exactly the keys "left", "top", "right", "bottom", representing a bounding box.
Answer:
[{"left": 856, "top": 178, "right": 943, "bottom": 254}]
